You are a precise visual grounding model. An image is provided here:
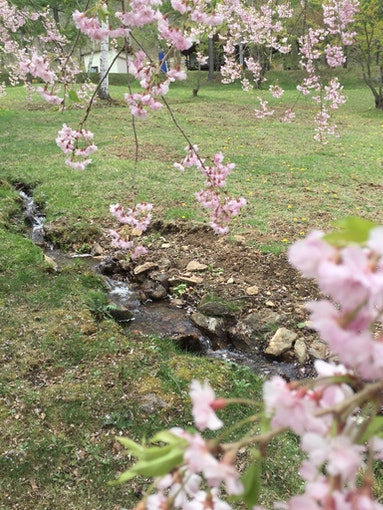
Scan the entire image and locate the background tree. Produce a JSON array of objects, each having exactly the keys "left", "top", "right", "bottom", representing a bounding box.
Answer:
[{"left": 351, "top": 0, "right": 383, "bottom": 109}]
